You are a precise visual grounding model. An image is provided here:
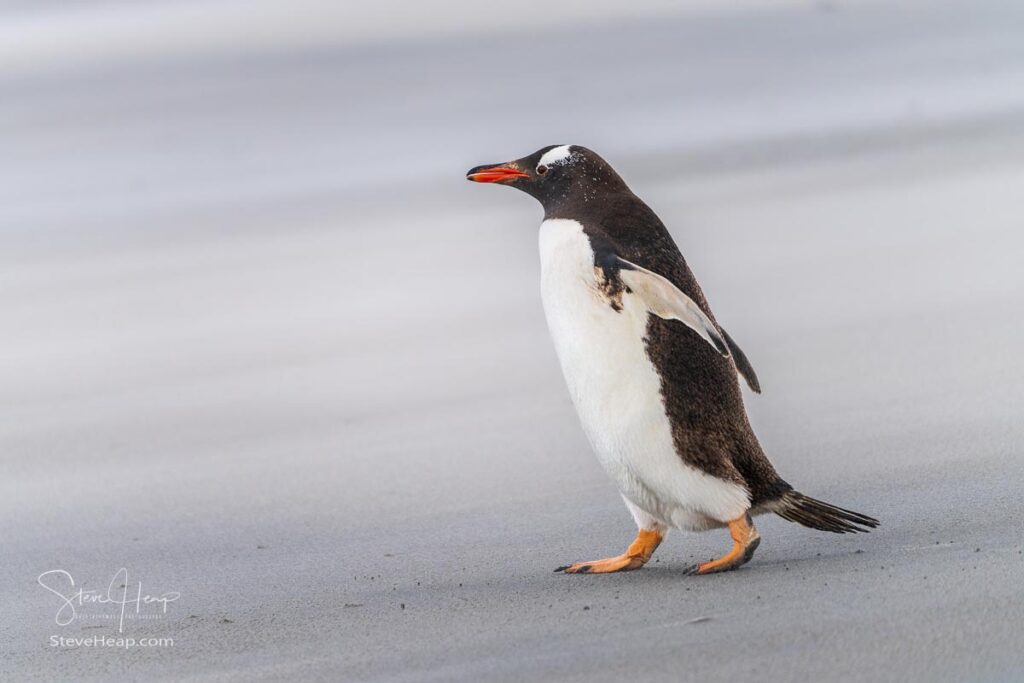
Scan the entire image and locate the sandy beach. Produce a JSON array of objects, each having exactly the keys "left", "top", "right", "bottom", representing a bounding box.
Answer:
[{"left": 2, "top": 0, "right": 1023, "bottom": 680}]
